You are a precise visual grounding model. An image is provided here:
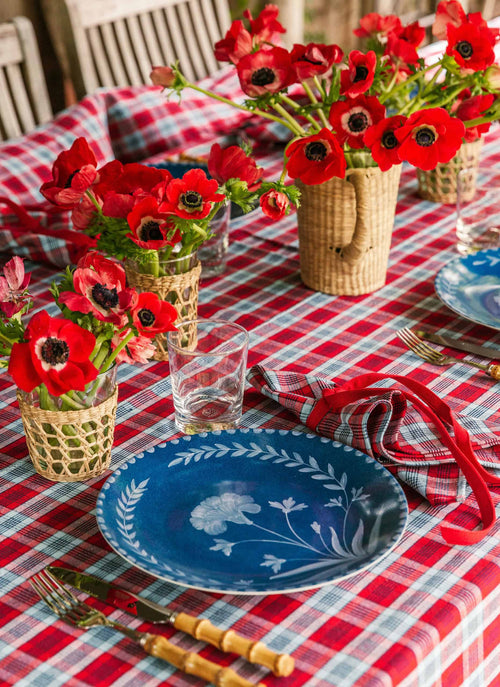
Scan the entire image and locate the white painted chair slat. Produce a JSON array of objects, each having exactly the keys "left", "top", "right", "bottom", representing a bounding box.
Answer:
[
  {"left": 138, "top": 13, "right": 163, "bottom": 67},
  {"left": 0, "top": 66, "right": 22, "bottom": 139},
  {"left": 125, "top": 15, "right": 153, "bottom": 83},
  {"left": 152, "top": 8, "right": 177, "bottom": 67},
  {"left": 176, "top": 2, "right": 207, "bottom": 80},
  {"left": 164, "top": 4, "right": 196, "bottom": 81},
  {"left": 100, "top": 22, "right": 130, "bottom": 85},
  {"left": 0, "top": 16, "right": 53, "bottom": 140},
  {"left": 191, "top": 0, "right": 219, "bottom": 74},
  {"left": 5, "top": 64, "right": 37, "bottom": 133},
  {"left": 41, "top": 0, "right": 230, "bottom": 99}
]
